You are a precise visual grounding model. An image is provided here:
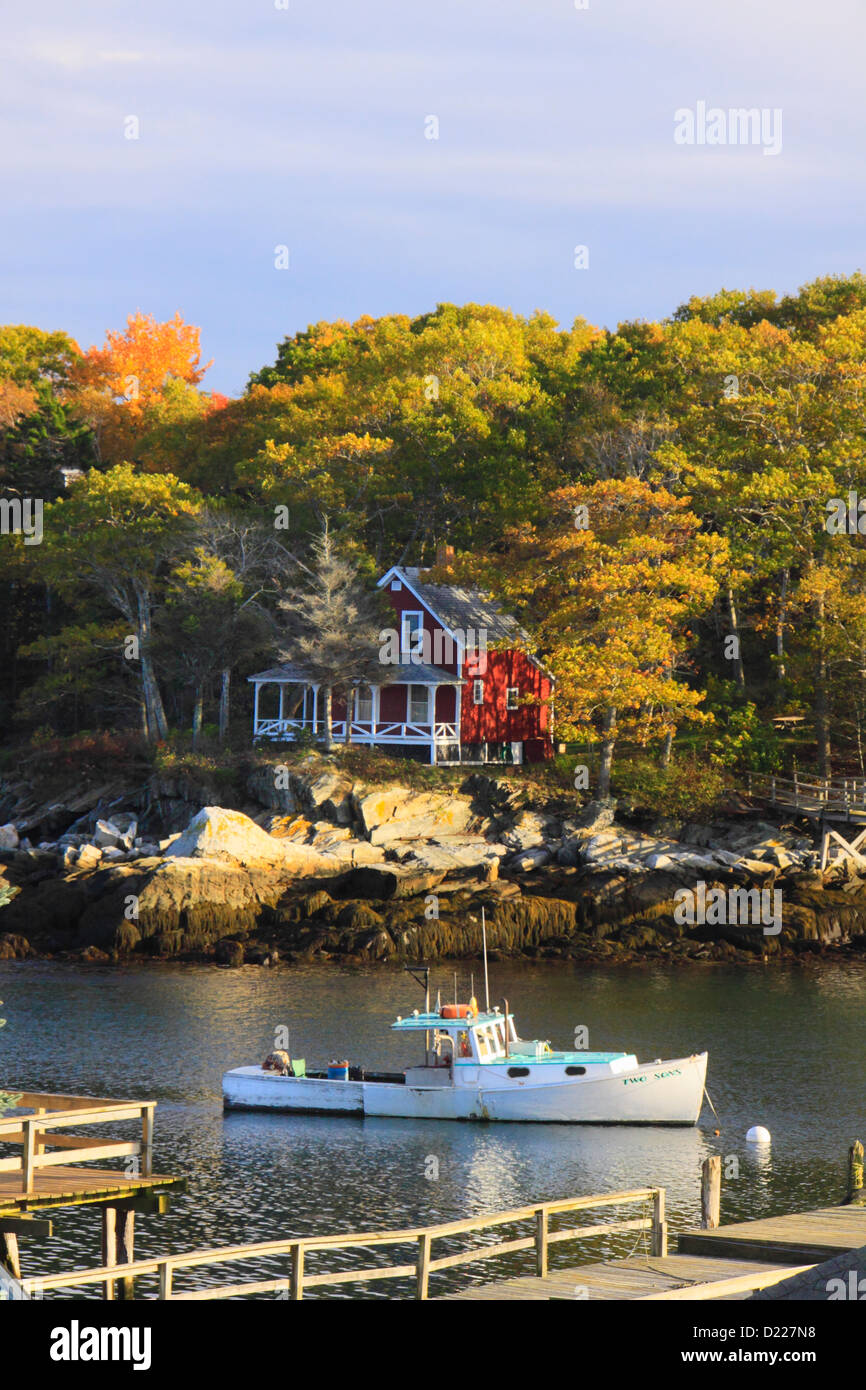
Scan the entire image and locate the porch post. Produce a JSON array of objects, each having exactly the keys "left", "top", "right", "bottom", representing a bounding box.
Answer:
[
  {"left": 278, "top": 682, "right": 284, "bottom": 730},
  {"left": 429, "top": 683, "right": 438, "bottom": 764},
  {"left": 372, "top": 685, "right": 379, "bottom": 744},
  {"left": 455, "top": 681, "right": 462, "bottom": 762},
  {"left": 311, "top": 685, "right": 318, "bottom": 737},
  {"left": 253, "top": 681, "right": 260, "bottom": 739}
]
